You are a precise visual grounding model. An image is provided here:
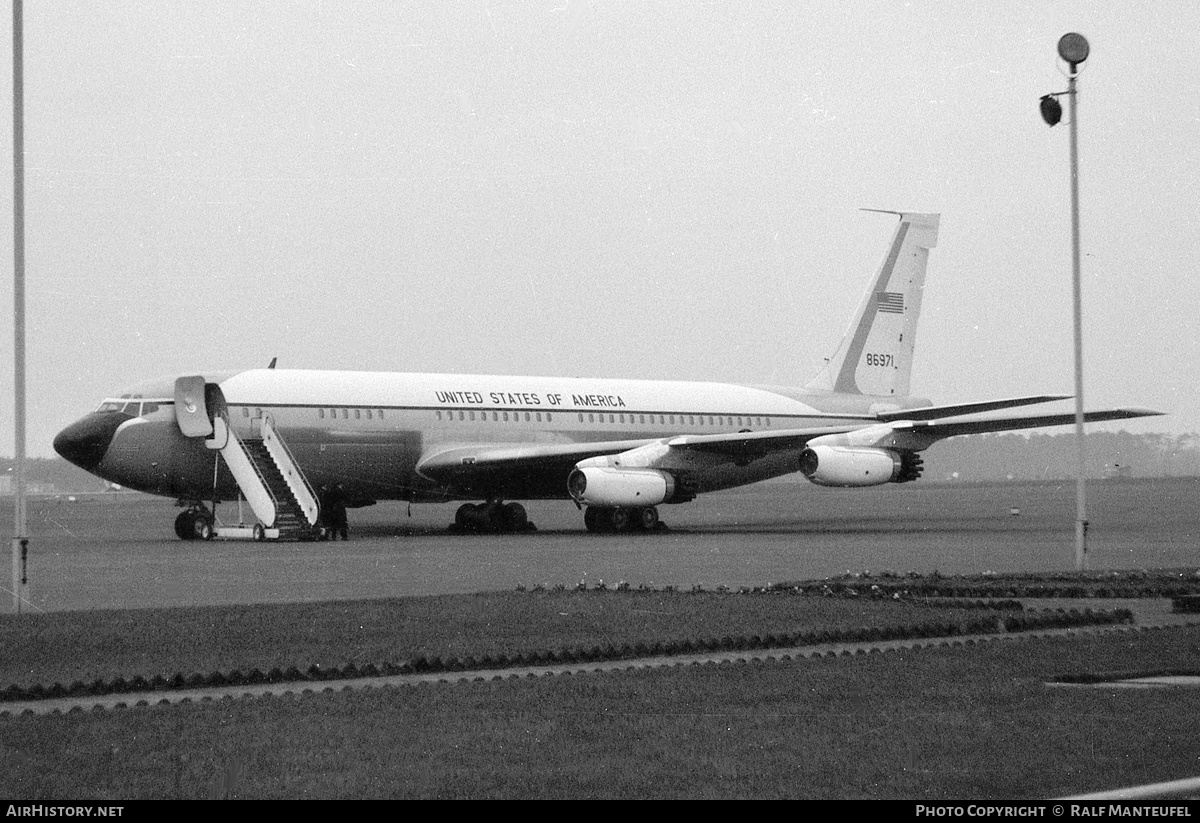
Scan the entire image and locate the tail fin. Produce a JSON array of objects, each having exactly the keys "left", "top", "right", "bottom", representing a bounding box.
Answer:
[{"left": 805, "top": 211, "right": 939, "bottom": 398}]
